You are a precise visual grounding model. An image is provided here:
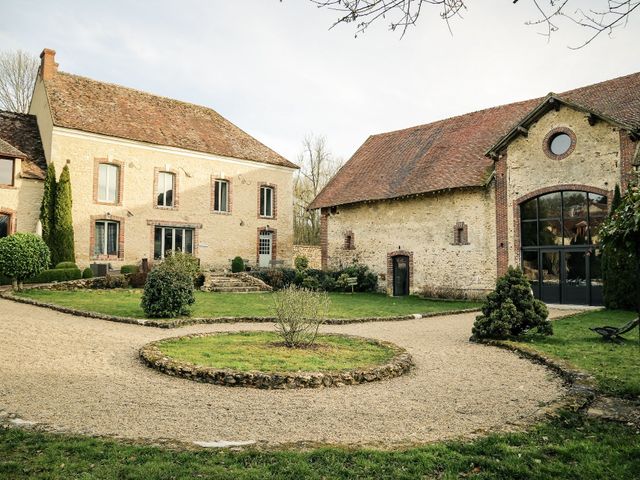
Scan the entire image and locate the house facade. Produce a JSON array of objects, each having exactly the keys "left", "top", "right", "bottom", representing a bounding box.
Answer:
[
  {"left": 311, "top": 73, "right": 640, "bottom": 305},
  {"left": 0, "top": 48, "right": 297, "bottom": 270}
]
